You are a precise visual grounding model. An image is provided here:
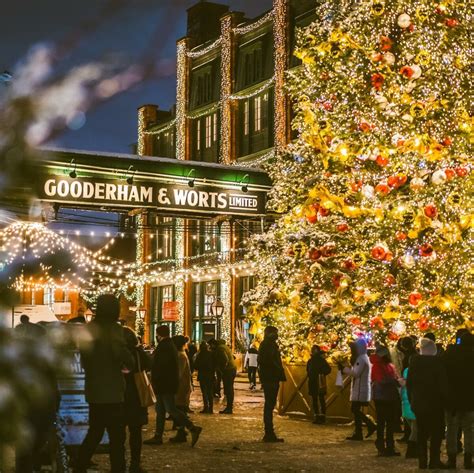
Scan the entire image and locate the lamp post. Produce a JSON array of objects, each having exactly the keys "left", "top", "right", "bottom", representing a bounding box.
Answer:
[
  {"left": 84, "top": 309, "right": 94, "bottom": 323},
  {"left": 210, "top": 297, "right": 224, "bottom": 339}
]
